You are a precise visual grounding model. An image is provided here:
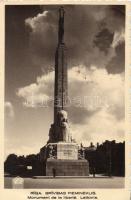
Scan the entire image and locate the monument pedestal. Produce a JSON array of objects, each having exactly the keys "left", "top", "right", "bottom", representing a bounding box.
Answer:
[
  {"left": 41, "top": 142, "right": 89, "bottom": 176},
  {"left": 46, "top": 159, "right": 89, "bottom": 176}
]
